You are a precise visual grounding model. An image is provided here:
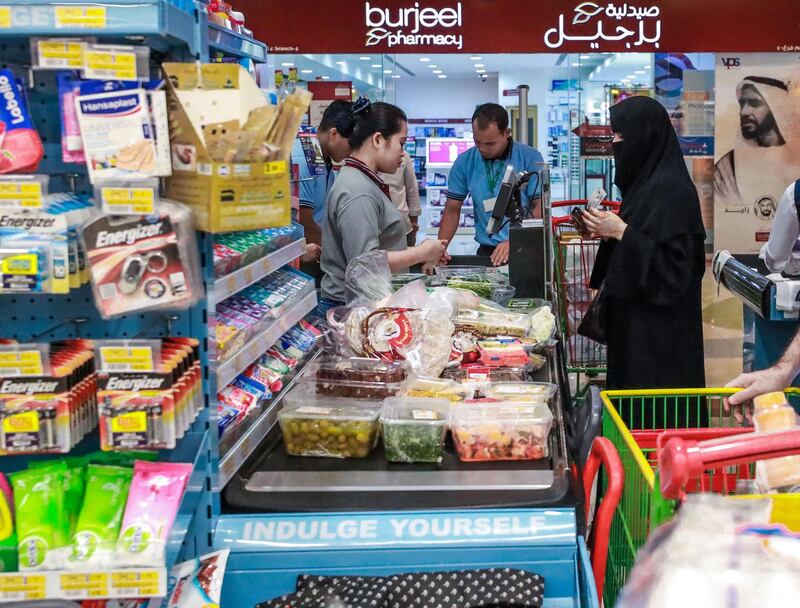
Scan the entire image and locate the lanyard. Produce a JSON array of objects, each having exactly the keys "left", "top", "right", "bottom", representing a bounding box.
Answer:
[{"left": 484, "top": 159, "right": 505, "bottom": 194}]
